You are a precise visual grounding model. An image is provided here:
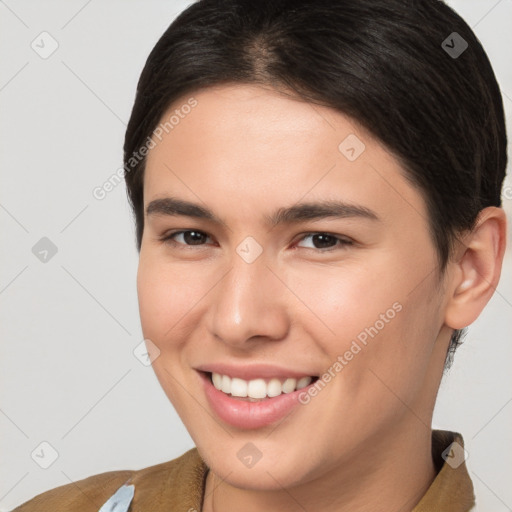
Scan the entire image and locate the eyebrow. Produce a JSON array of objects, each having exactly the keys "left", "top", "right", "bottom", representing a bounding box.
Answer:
[{"left": 146, "top": 197, "right": 379, "bottom": 227}]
